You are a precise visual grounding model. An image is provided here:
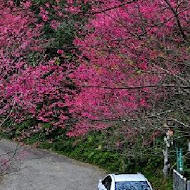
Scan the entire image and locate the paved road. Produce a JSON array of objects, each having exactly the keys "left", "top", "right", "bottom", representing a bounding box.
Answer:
[{"left": 0, "top": 139, "right": 105, "bottom": 190}]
